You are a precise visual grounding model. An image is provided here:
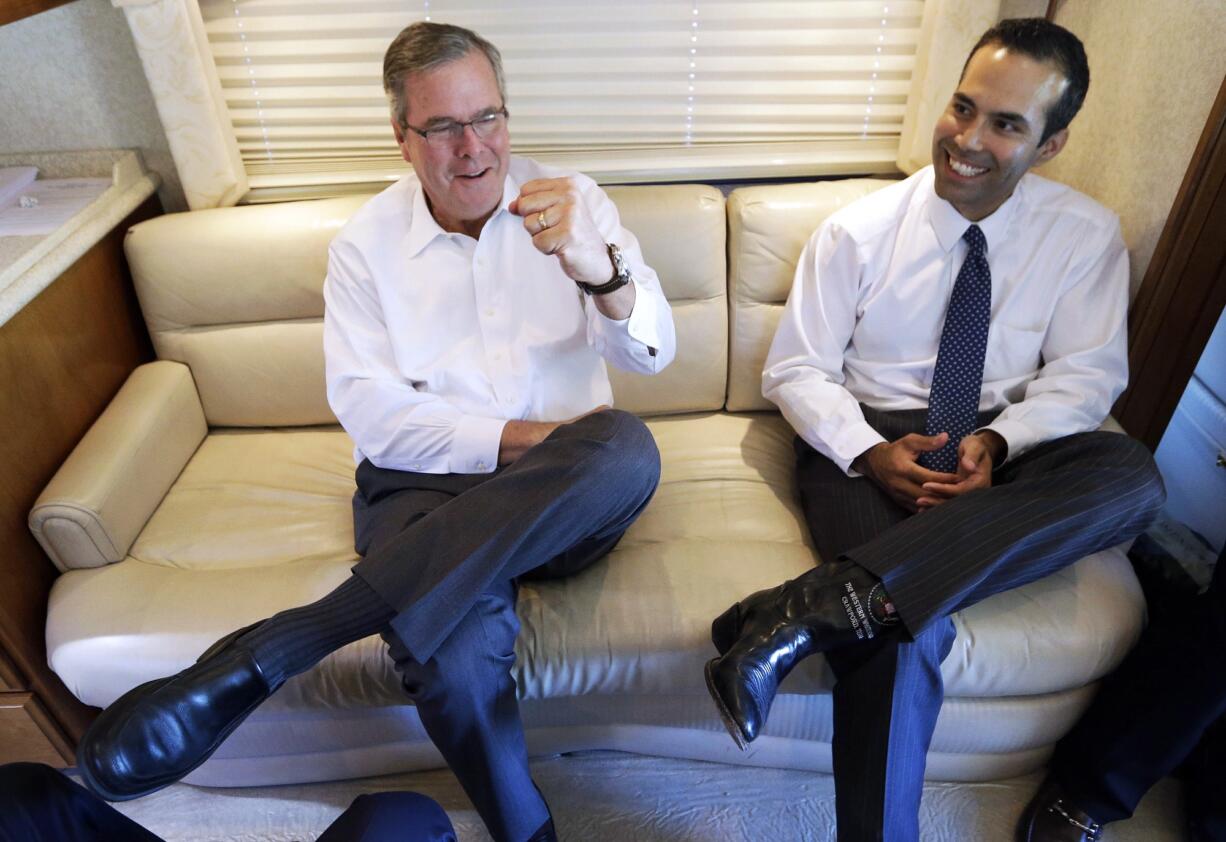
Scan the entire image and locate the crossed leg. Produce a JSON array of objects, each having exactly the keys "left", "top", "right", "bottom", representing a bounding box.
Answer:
[
  {"left": 352, "top": 410, "right": 660, "bottom": 840},
  {"left": 787, "top": 411, "right": 1164, "bottom": 841}
]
